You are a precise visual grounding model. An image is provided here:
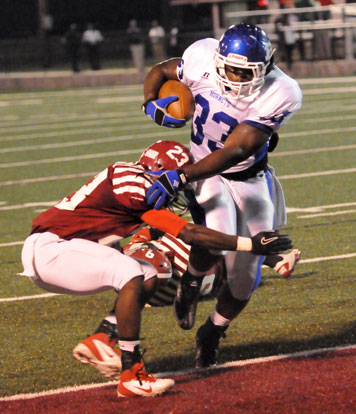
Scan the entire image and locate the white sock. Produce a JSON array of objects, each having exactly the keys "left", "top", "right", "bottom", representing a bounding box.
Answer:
[
  {"left": 104, "top": 315, "right": 117, "bottom": 325},
  {"left": 210, "top": 309, "right": 230, "bottom": 327},
  {"left": 118, "top": 340, "right": 140, "bottom": 352}
]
